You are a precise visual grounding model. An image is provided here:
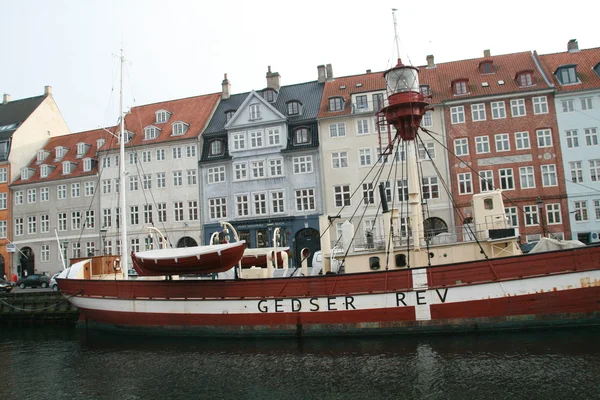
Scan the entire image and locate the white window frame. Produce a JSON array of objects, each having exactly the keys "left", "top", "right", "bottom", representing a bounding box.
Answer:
[
  {"left": 510, "top": 99, "right": 526, "bottom": 117},
  {"left": 491, "top": 101, "right": 506, "bottom": 119},
  {"left": 450, "top": 106, "right": 465, "bottom": 124},
  {"left": 495, "top": 133, "right": 510, "bottom": 152},
  {"left": 471, "top": 103, "right": 486, "bottom": 121}
]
